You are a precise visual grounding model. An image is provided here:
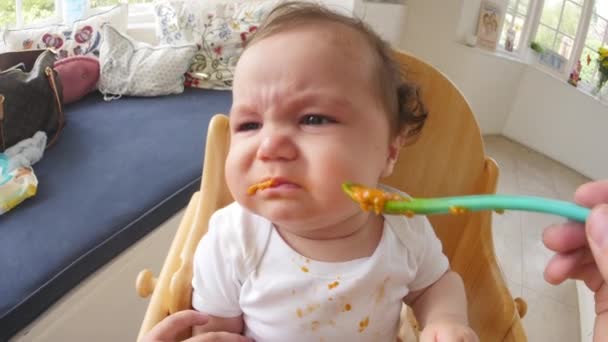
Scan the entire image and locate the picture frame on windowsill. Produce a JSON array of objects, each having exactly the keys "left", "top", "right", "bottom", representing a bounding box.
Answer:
[{"left": 476, "top": 1, "right": 502, "bottom": 51}]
